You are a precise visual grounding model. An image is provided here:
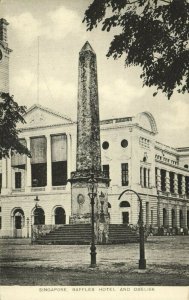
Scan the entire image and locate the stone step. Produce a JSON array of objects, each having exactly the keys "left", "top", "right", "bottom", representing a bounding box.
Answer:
[{"left": 35, "top": 224, "right": 140, "bottom": 244}]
